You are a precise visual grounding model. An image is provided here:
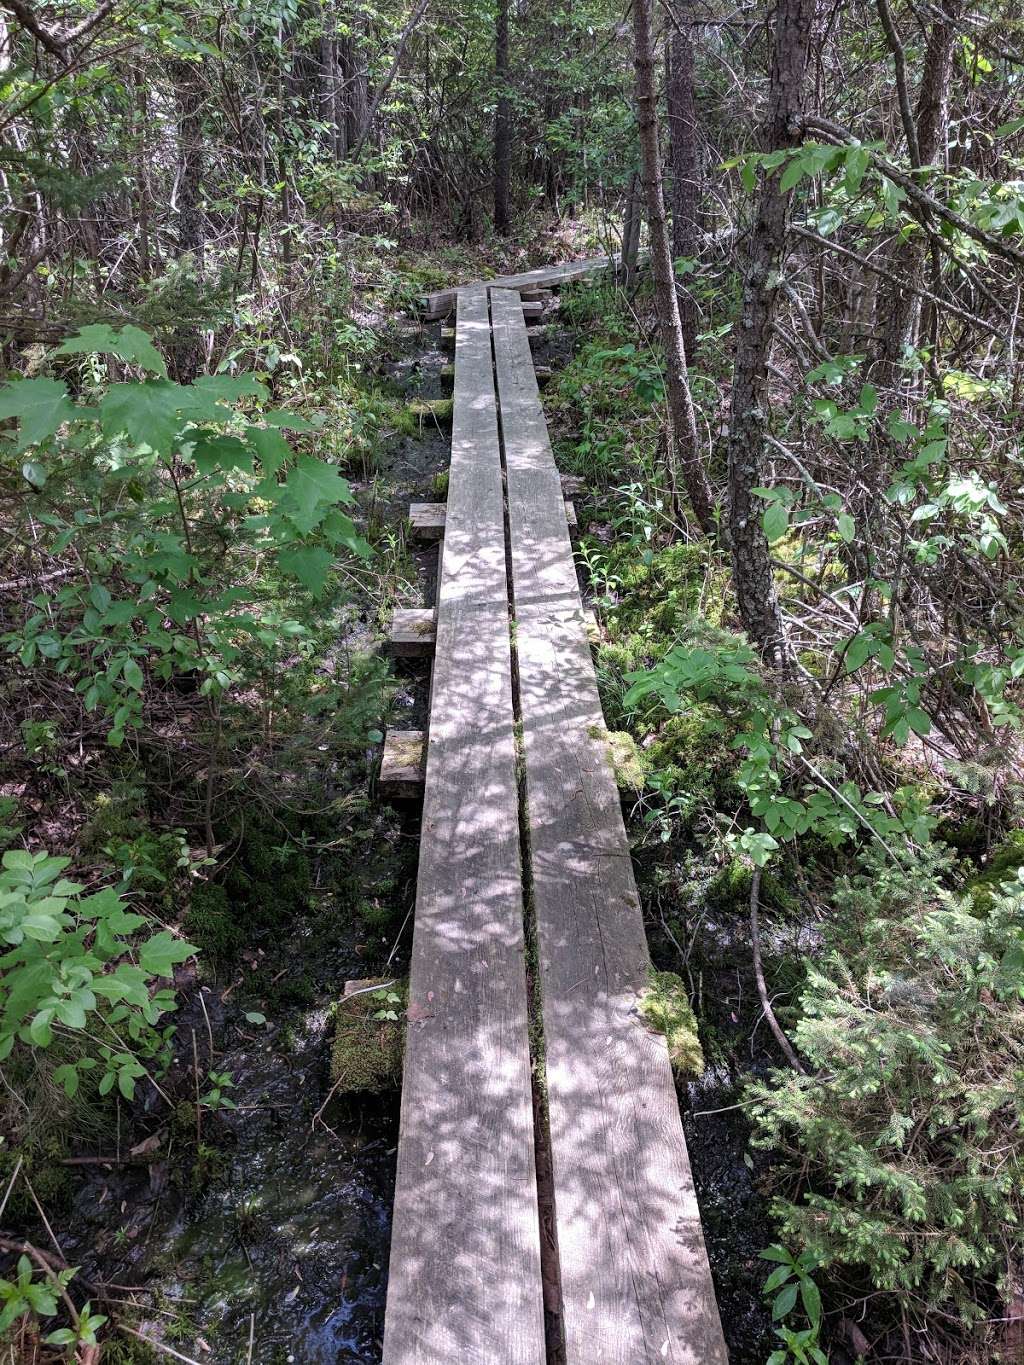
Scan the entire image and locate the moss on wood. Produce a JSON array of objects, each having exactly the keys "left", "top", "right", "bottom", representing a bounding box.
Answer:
[
  {"left": 639, "top": 970, "right": 704, "bottom": 1078},
  {"left": 329, "top": 978, "right": 406, "bottom": 1093}
]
